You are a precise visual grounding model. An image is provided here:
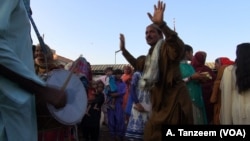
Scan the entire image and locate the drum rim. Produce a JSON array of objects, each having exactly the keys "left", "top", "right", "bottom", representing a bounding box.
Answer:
[{"left": 46, "top": 69, "right": 87, "bottom": 125}]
